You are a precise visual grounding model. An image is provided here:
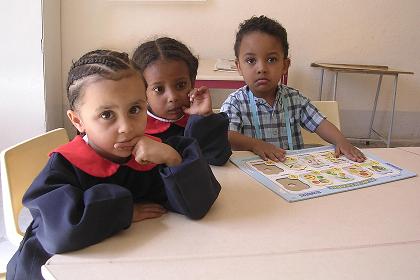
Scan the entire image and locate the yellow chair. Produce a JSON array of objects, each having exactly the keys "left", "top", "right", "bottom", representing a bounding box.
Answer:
[
  {"left": 301, "top": 101, "right": 341, "bottom": 146},
  {"left": 1, "top": 128, "right": 69, "bottom": 246}
]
